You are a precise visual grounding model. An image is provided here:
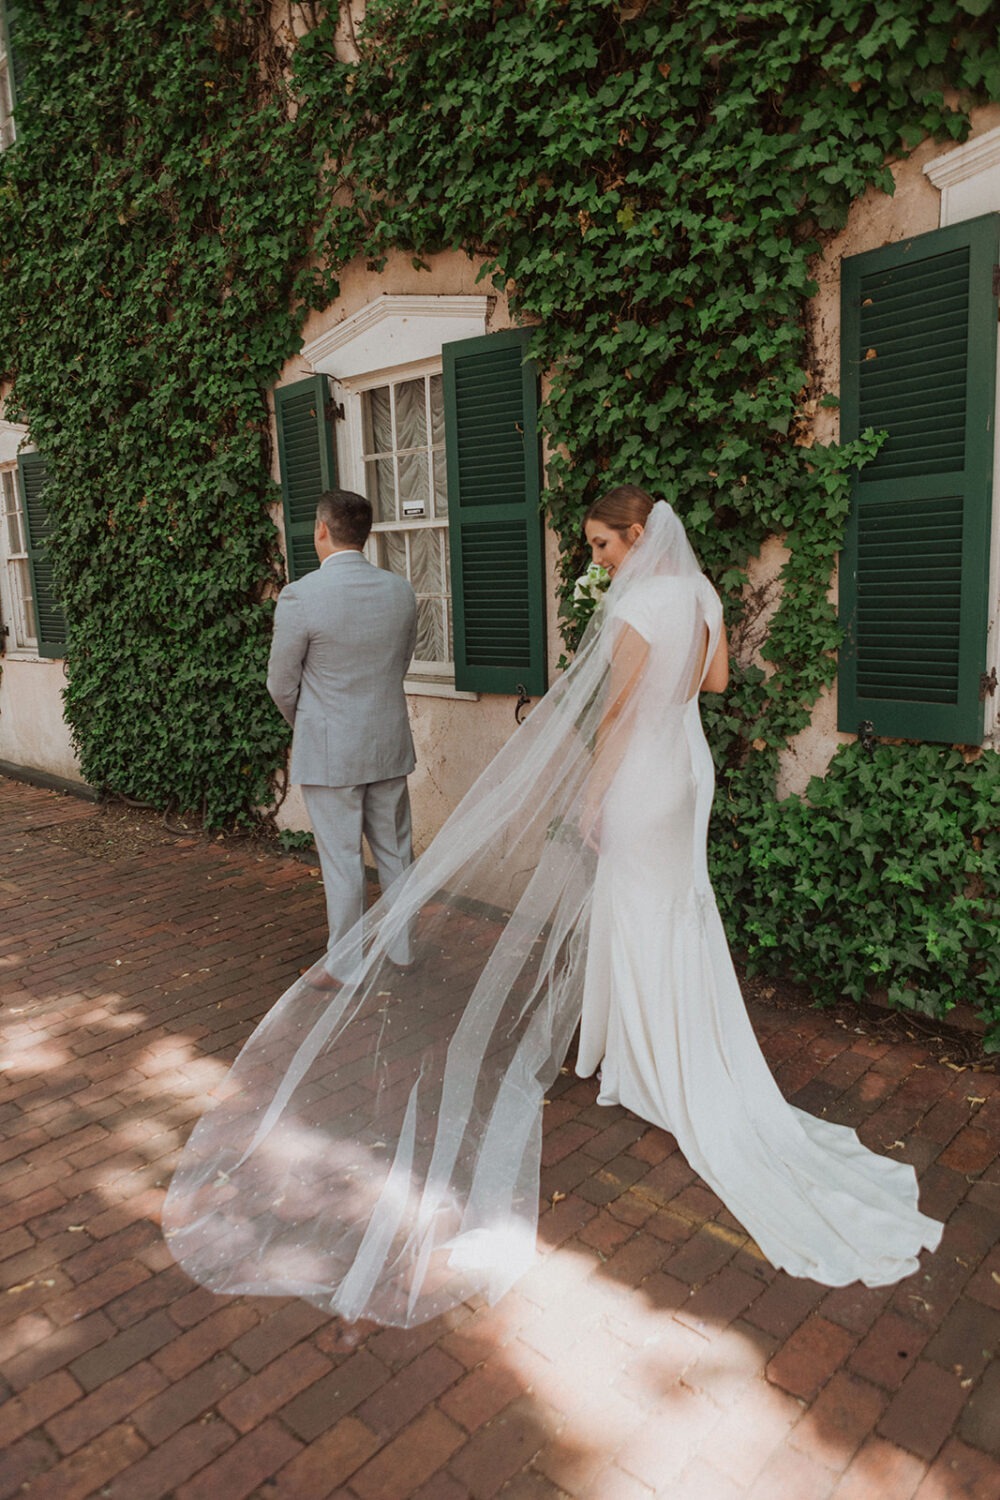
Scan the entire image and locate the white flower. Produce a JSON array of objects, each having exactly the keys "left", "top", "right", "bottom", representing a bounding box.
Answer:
[{"left": 572, "top": 562, "right": 610, "bottom": 604}]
